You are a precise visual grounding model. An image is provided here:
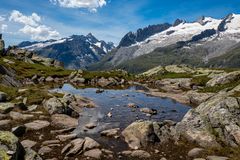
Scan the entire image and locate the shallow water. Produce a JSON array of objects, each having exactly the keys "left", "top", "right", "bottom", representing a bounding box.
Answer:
[{"left": 53, "top": 84, "right": 190, "bottom": 134}]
